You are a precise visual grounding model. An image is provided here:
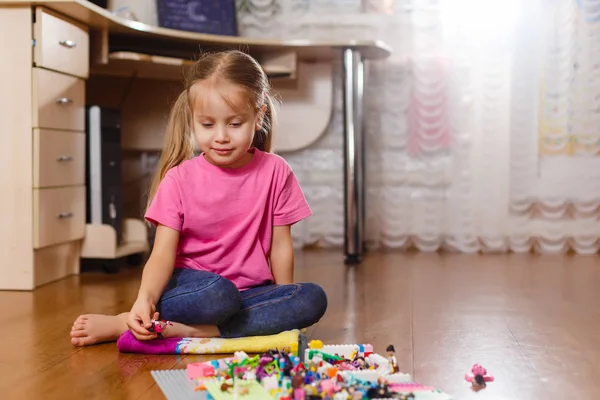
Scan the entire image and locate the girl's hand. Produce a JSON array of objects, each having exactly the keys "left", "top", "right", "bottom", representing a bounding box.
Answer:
[{"left": 127, "top": 297, "right": 158, "bottom": 340}]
